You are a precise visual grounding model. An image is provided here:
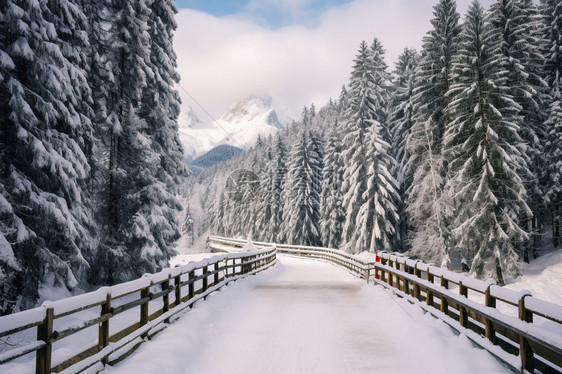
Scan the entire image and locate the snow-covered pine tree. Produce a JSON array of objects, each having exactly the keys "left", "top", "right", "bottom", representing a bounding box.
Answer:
[
  {"left": 90, "top": 0, "right": 170, "bottom": 284},
  {"left": 79, "top": 0, "right": 114, "bottom": 213},
  {"left": 341, "top": 42, "right": 373, "bottom": 252},
  {"left": 544, "top": 79, "right": 562, "bottom": 247},
  {"left": 368, "top": 38, "right": 392, "bottom": 141},
  {"left": 341, "top": 39, "right": 393, "bottom": 253},
  {"left": 337, "top": 85, "right": 348, "bottom": 116},
  {"left": 406, "top": 0, "right": 460, "bottom": 266},
  {"left": 254, "top": 142, "right": 274, "bottom": 241},
  {"left": 309, "top": 103, "right": 316, "bottom": 119},
  {"left": 0, "top": 0, "right": 94, "bottom": 312},
  {"left": 444, "top": 1, "right": 530, "bottom": 284},
  {"left": 320, "top": 126, "right": 345, "bottom": 248},
  {"left": 267, "top": 135, "right": 288, "bottom": 242},
  {"left": 129, "top": 0, "right": 187, "bottom": 275},
  {"left": 283, "top": 131, "right": 323, "bottom": 246},
  {"left": 355, "top": 122, "right": 400, "bottom": 253},
  {"left": 388, "top": 48, "right": 420, "bottom": 251},
  {"left": 489, "top": 0, "right": 548, "bottom": 261},
  {"left": 541, "top": 0, "right": 562, "bottom": 247},
  {"left": 301, "top": 105, "right": 310, "bottom": 127}
]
